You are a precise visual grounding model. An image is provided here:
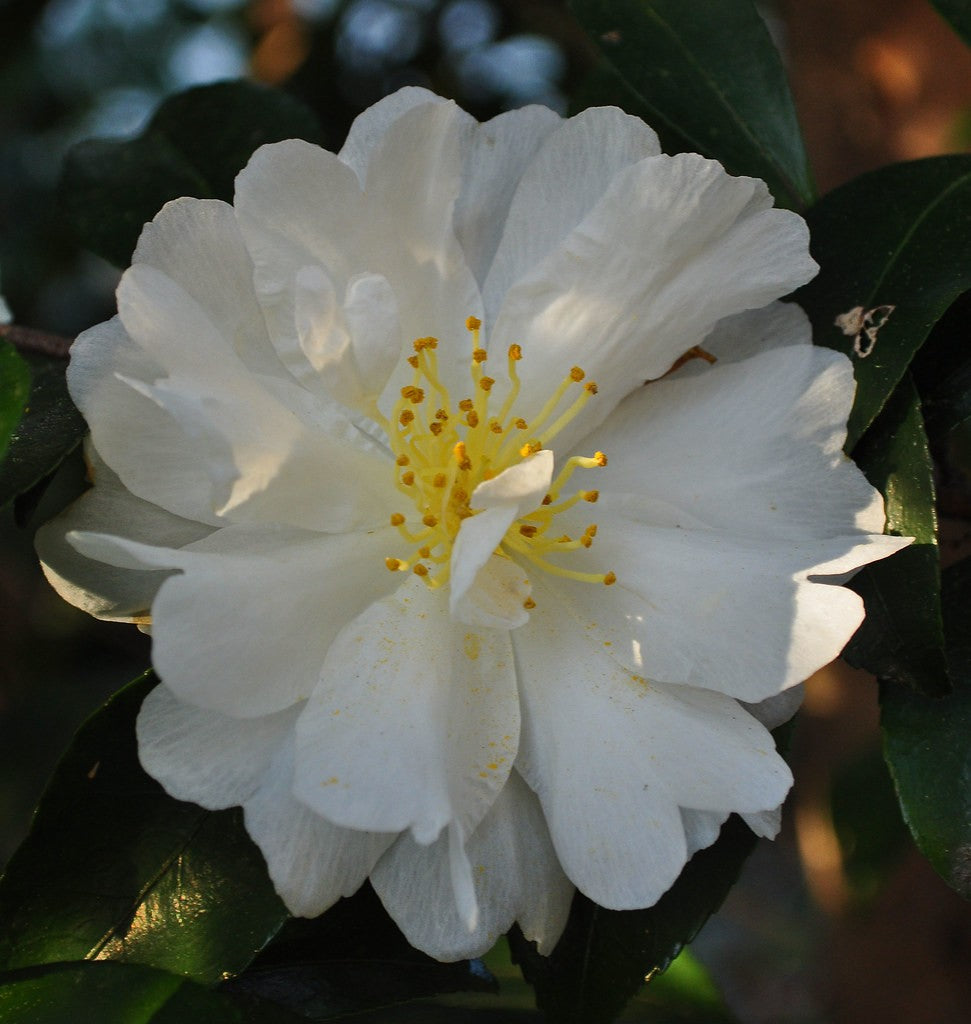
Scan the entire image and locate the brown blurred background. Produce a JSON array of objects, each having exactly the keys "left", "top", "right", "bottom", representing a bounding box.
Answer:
[{"left": 3, "top": 1, "right": 971, "bottom": 1021}]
